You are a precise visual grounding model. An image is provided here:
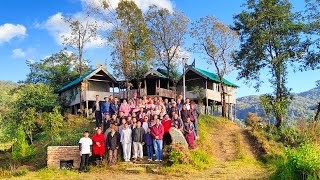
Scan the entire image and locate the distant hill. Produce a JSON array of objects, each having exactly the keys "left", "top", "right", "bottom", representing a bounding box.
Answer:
[{"left": 236, "top": 86, "right": 320, "bottom": 123}]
